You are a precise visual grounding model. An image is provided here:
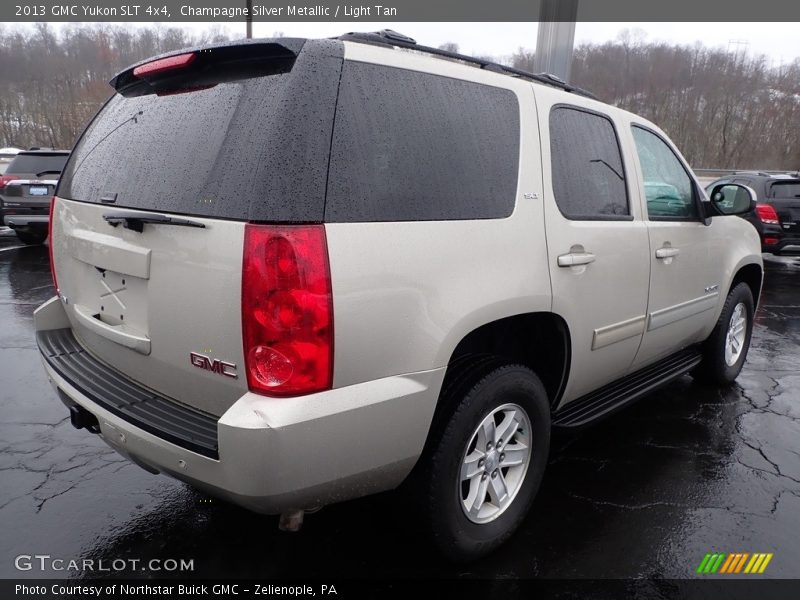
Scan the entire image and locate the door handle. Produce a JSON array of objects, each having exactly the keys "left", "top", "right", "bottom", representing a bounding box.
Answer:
[
  {"left": 655, "top": 246, "right": 680, "bottom": 259},
  {"left": 73, "top": 303, "right": 151, "bottom": 355},
  {"left": 557, "top": 251, "right": 596, "bottom": 267}
]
